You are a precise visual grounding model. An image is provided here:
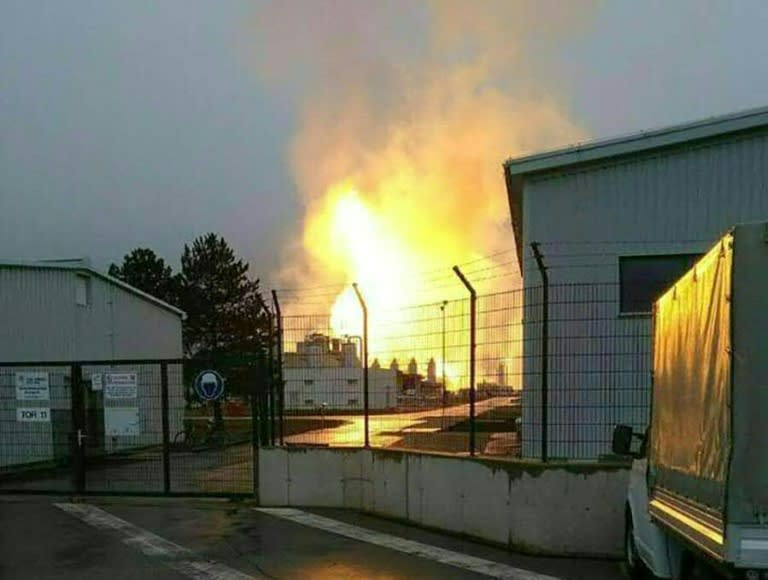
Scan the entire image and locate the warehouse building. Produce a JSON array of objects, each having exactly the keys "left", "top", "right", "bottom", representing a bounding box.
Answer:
[
  {"left": 504, "top": 105, "right": 768, "bottom": 459},
  {"left": 0, "top": 259, "right": 185, "bottom": 468}
]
